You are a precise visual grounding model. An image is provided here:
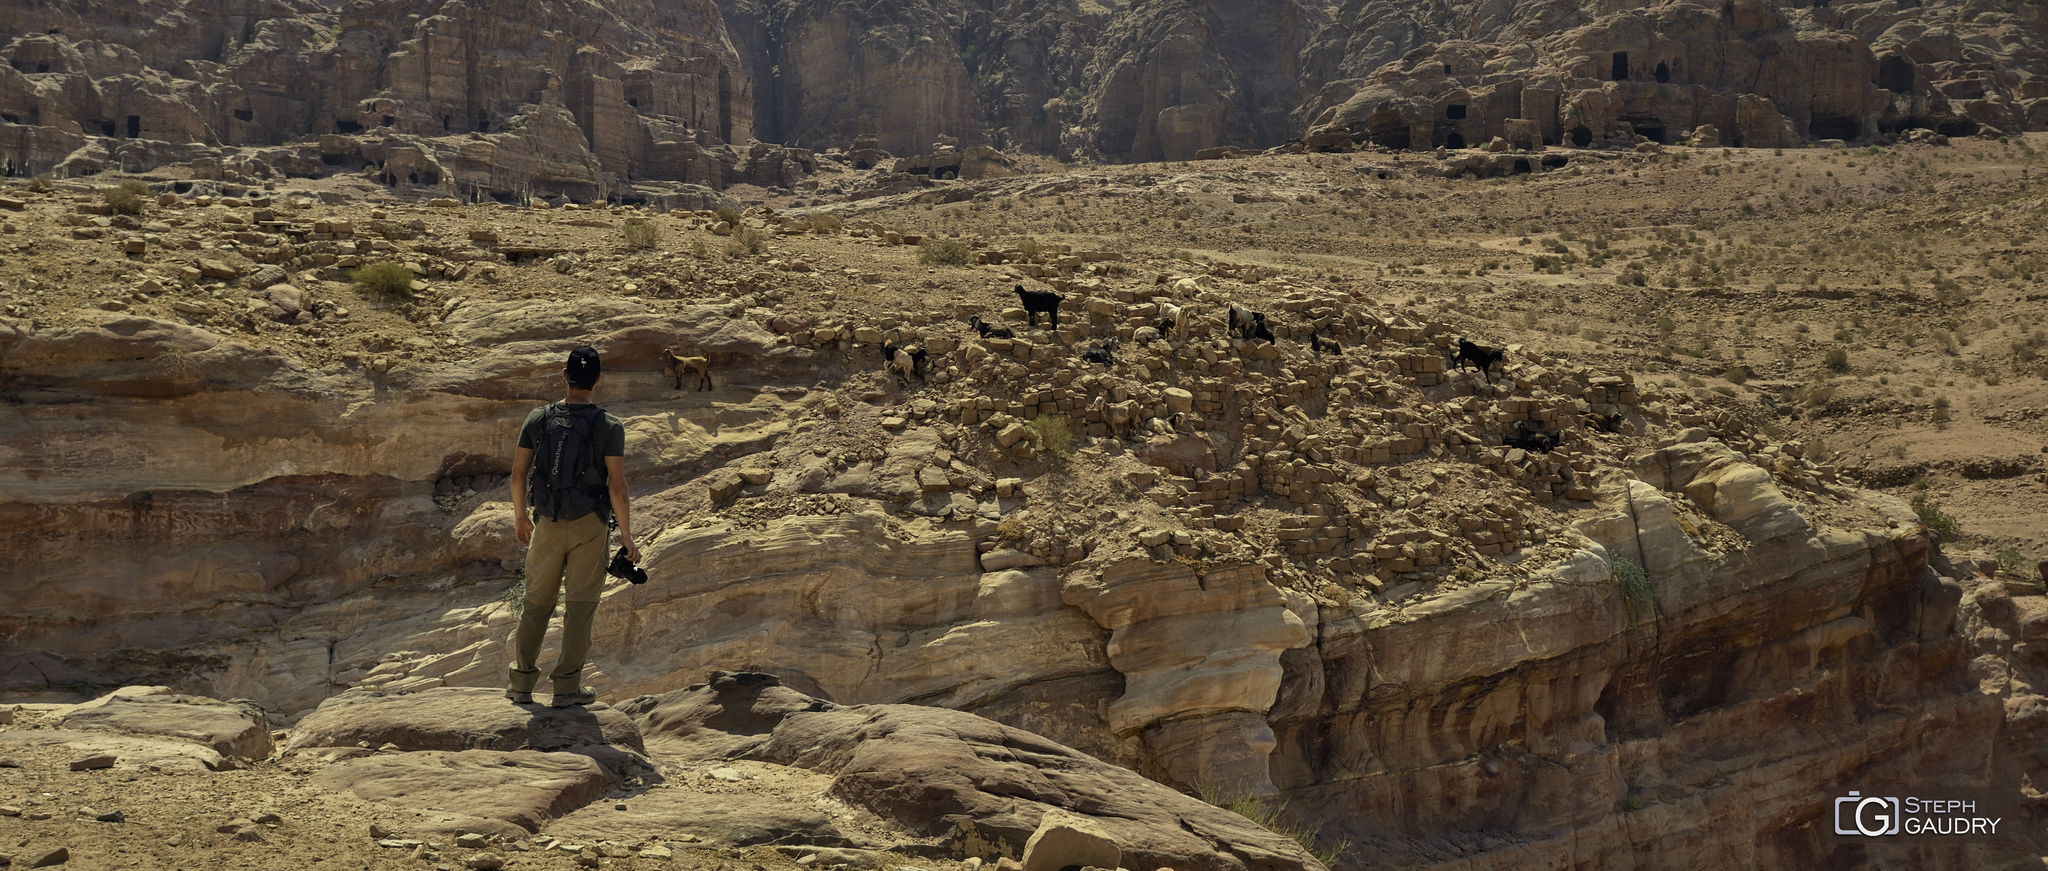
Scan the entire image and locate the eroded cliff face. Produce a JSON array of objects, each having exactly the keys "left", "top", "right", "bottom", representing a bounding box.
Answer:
[
  {"left": 0, "top": 0, "right": 776, "bottom": 199},
  {"left": 7, "top": 0, "right": 2040, "bottom": 192},
  {"left": 5, "top": 256, "right": 2042, "bottom": 867},
  {"left": 1298, "top": 0, "right": 2048, "bottom": 154}
]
